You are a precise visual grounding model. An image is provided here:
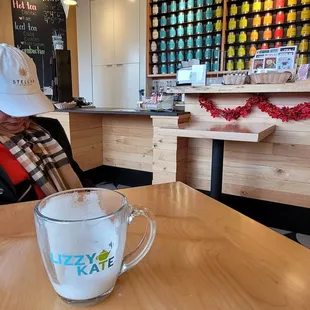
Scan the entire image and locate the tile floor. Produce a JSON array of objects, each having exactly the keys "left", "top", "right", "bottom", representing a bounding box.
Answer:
[
  {"left": 272, "top": 228, "right": 310, "bottom": 248},
  {"left": 97, "top": 183, "right": 310, "bottom": 249}
]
